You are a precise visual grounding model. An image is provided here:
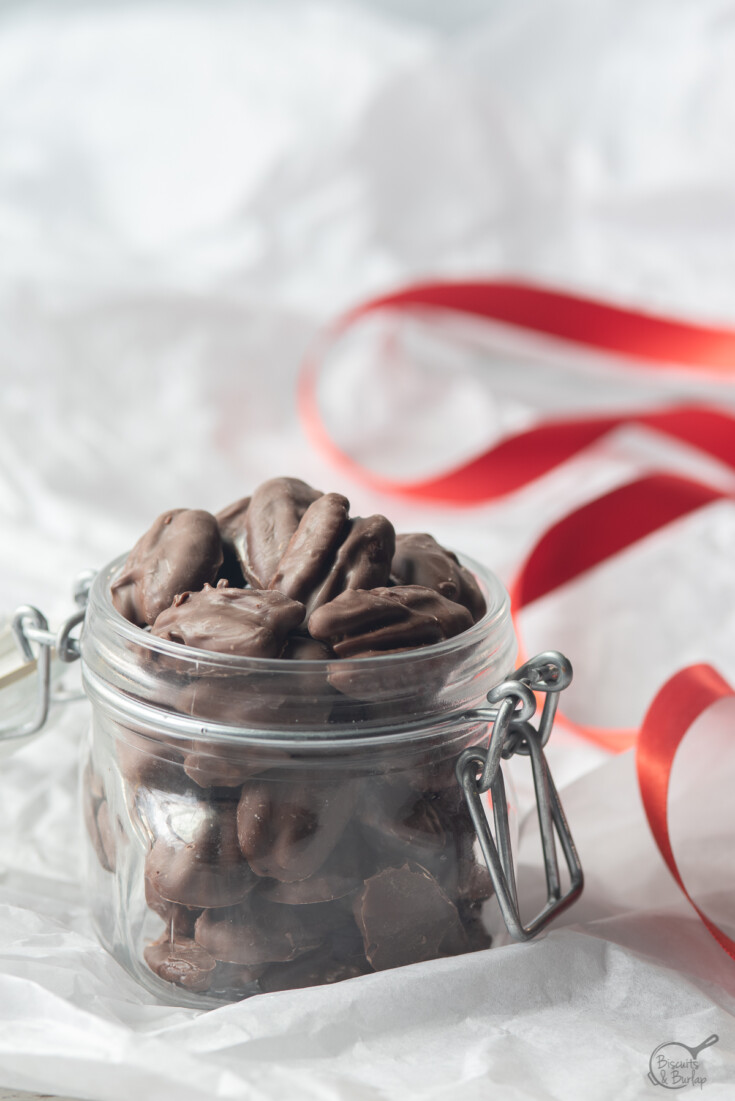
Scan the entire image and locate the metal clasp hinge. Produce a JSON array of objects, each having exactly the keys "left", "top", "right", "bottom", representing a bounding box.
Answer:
[
  {"left": 457, "top": 650, "right": 583, "bottom": 941},
  {"left": 0, "top": 570, "right": 96, "bottom": 742}
]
